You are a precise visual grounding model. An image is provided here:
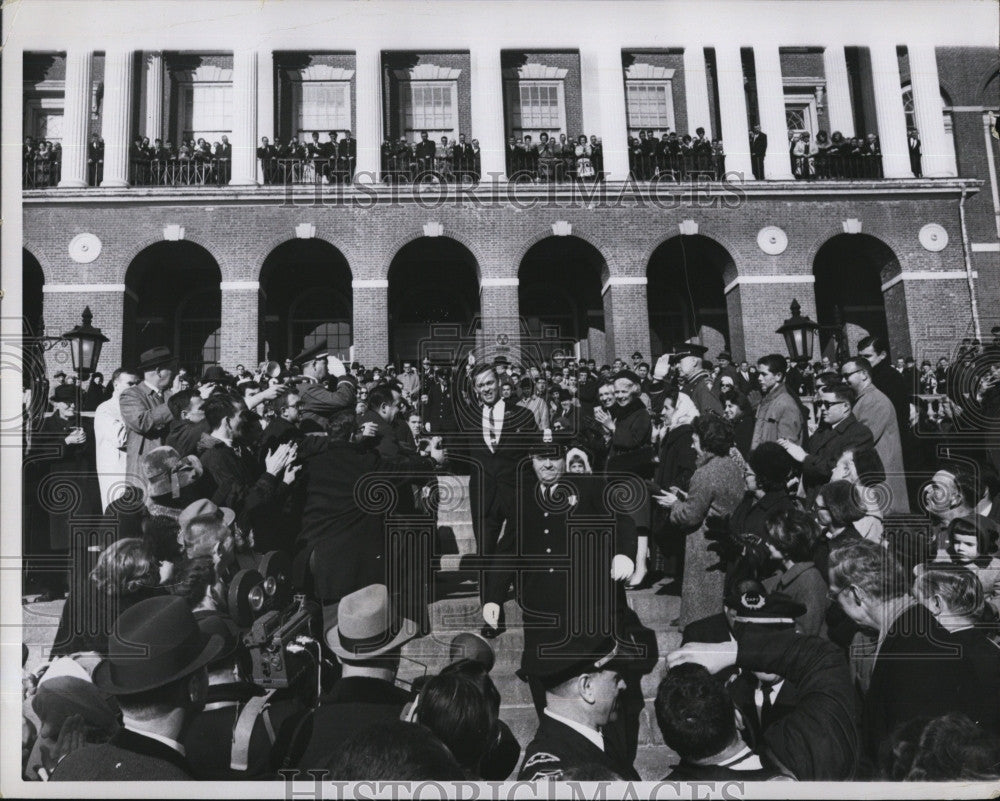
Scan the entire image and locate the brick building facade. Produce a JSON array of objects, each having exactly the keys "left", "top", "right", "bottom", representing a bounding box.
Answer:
[{"left": 9, "top": 0, "right": 1000, "bottom": 378}]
